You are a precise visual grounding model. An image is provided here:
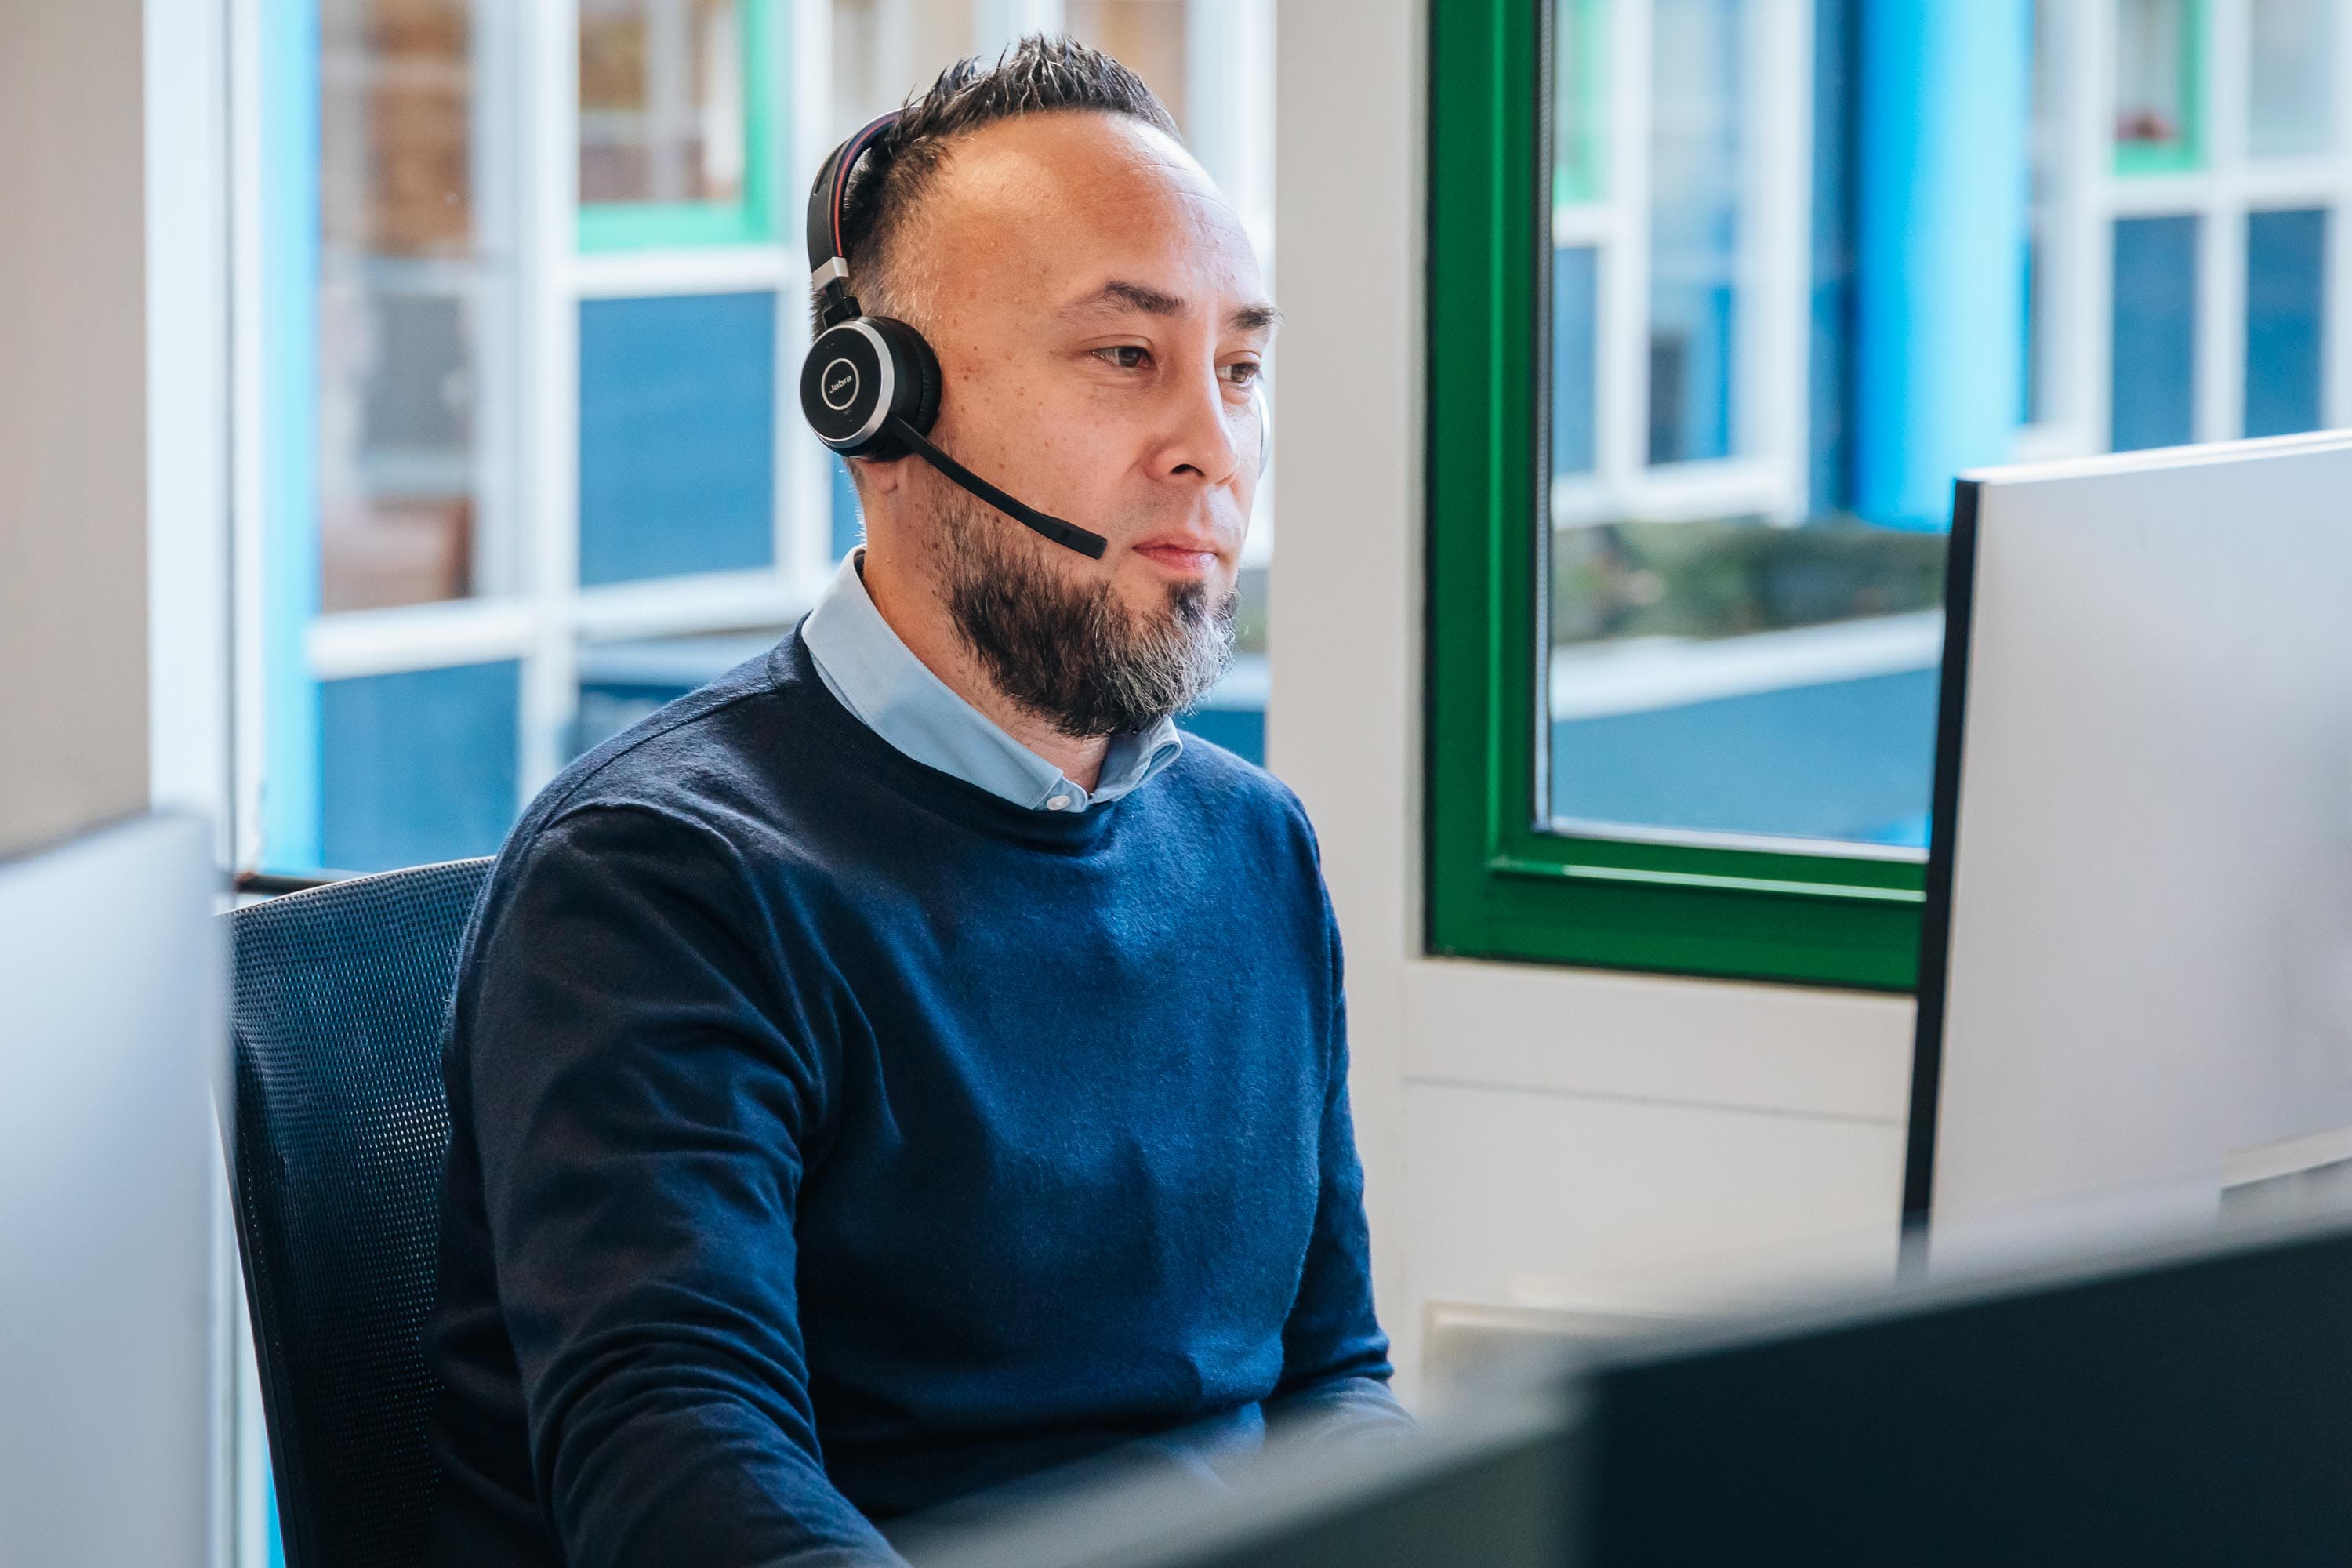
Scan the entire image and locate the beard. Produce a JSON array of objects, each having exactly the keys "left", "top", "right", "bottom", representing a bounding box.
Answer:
[{"left": 924, "top": 483, "right": 1237, "bottom": 740}]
